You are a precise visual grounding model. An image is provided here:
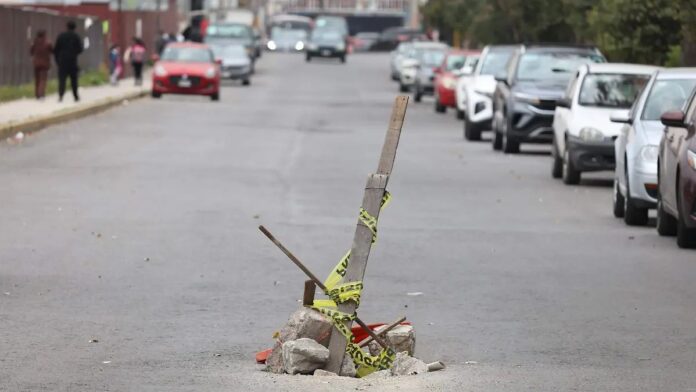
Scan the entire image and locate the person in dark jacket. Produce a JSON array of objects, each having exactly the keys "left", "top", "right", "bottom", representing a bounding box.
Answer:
[
  {"left": 53, "top": 21, "right": 83, "bottom": 102},
  {"left": 30, "top": 30, "right": 53, "bottom": 100}
]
